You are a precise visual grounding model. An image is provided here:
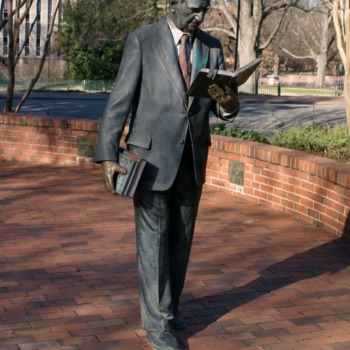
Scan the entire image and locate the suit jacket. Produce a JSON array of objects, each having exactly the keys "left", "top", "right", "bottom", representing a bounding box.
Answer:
[{"left": 94, "top": 16, "right": 238, "bottom": 191}]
